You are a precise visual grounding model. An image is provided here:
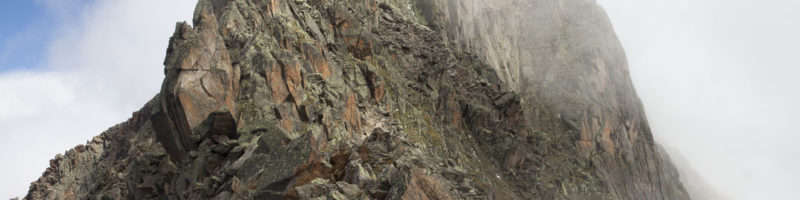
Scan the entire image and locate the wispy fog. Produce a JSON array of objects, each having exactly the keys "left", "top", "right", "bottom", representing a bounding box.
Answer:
[
  {"left": 597, "top": 0, "right": 800, "bottom": 199},
  {"left": 0, "top": 0, "right": 195, "bottom": 198}
]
